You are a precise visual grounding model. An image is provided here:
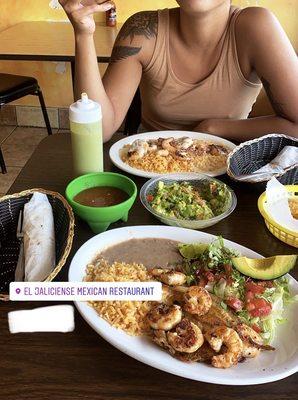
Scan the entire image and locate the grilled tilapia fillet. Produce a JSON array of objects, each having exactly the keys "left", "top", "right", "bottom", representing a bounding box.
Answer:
[{"left": 193, "top": 294, "right": 240, "bottom": 332}]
